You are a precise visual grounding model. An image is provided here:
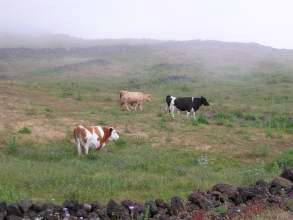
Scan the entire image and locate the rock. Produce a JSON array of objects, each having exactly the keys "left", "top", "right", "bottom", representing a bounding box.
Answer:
[
  {"left": 238, "top": 187, "right": 255, "bottom": 202},
  {"left": 210, "top": 191, "right": 225, "bottom": 204},
  {"left": 63, "top": 200, "right": 79, "bottom": 212},
  {"left": 281, "top": 168, "right": 293, "bottom": 182},
  {"left": 97, "top": 207, "right": 107, "bottom": 219},
  {"left": 0, "top": 202, "right": 6, "bottom": 212},
  {"left": 19, "top": 199, "right": 33, "bottom": 213},
  {"left": 76, "top": 208, "right": 88, "bottom": 218},
  {"left": 24, "top": 210, "right": 38, "bottom": 219},
  {"left": 88, "top": 212, "right": 100, "bottom": 220},
  {"left": 5, "top": 215, "right": 23, "bottom": 220},
  {"left": 106, "top": 199, "right": 127, "bottom": 219},
  {"left": 212, "top": 183, "right": 241, "bottom": 205},
  {"left": 146, "top": 201, "right": 158, "bottom": 217},
  {"left": 188, "top": 192, "right": 210, "bottom": 209},
  {"left": 170, "top": 196, "right": 184, "bottom": 215},
  {"left": 7, "top": 204, "right": 22, "bottom": 217},
  {"left": 91, "top": 201, "right": 102, "bottom": 212},
  {"left": 155, "top": 199, "right": 169, "bottom": 210},
  {"left": 0, "top": 202, "right": 7, "bottom": 220},
  {"left": 270, "top": 177, "right": 293, "bottom": 194},
  {"left": 31, "top": 202, "right": 46, "bottom": 212},
  {"left": 121, "top": 199, "right": 134, "bottom": 213},
  {"left": 82, "top": 203, "right": 92, "bottom": 212}
]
